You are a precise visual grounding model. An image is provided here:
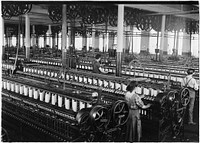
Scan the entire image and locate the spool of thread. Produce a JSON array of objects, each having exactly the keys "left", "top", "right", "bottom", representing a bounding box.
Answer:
[
  {"left": 11, "top": 83, "right": 15, "bottom": 92},
  {"left": 84, "top": 77, "right": 87, "bottom": 83},
  {"left": 29, "top": 87, "right": 33, "bottom": 98},
  {"left": 51, "top": 72, "right": 54, "bottom": 77},
  {"left": 150, "top": 88, "right": 154, "bottom": 96},
  {"left": 115, "top": 83, "right": 121, "bottom": 90},
  {"left": 3, "top": 81, "right": 7, "bottom": 89},
  {"left": 24, "top": 86, "right": 28, "bottom": 96},
  {"left": 65, "top": 98, "right": 70, "bottom": 110},
  {"left": 59, "top": 73, "right": 63, "bottom": 79},
  {"left": 79, "top": 77, "right": 83, "bottom": 82},
  {"left": 66, "top": 74, "right": 70, "bottom": 80},
  {"left": 45, "top": 92, "right": 51, "bottom": 103},
  {"left": 7, "top": 81, "right": 10, "bottom": 91},
  {"left": 87, "top": 103, "right": 92, "bottom": 108},
  {"left": 74, "top": 76, "right": 78, "bottom": 81},
  {"left": 58, "top": 95, "right": 63, "bottom": 107},
  {"left": 47, "top": 71, "right": 50, "bottom": 76},
  {"left": 72, "top": 99, "right": 78, "bottom": 112},
  {"left": 103, "top": 80, "right": 108, "bottom": 87},
  {"left": 144, "top": 88, "right": 150, "bottom": 95},
  {"left": 20, "top": 85, "right": 24, "bottom": 94},
  {"left": 34, "top": 89, "right": 38, "bottom": 99},
  {"left": 80, "top": 101, "right": 85, "bottom": 110},
  {"left": 15, "top": 84, "right": 19, "bottom": 93},
  {"left": 122, "top": 84, "right": 127, "bottom": 92},
  {"left": 88, "top": 78, "right": 92, "bottom": 84},
  {"left": 153, "top": 90, "right": 158, "bottom": 97},
  {"left": 99, "top": 80, "right": 103, "bottom": 86},
  {"left": 93, "top": 79, "right": 97, "bottom": 85},
  {"left": 136, "top": 87, "right": 142, "bottom": 94},
  {"left": 39, "top": 90, "right": 44, "bottom": 101},
  {"left": 51, "top": 93, "right": 57, "bottom": 105},
  {"left": 37, "top": 69, "right": 40, "bottom": 74},
  {"left": 40, "top": 69, "right": 43, "bottom": 75},
  {"left": 110, "top": 82, "right": 114, "bottom": 89}
]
